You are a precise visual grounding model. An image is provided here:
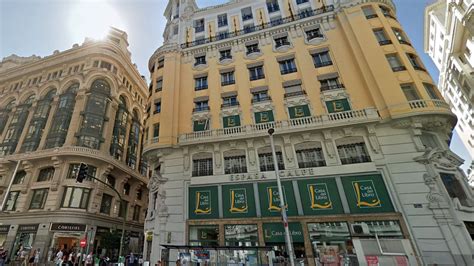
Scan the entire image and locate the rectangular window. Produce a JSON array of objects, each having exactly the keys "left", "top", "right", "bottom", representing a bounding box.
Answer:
[
  {"left": 223, "top": 115, "right": 241, "bottom": 128},
  {"left": 362, "top": 6, "right": 377, "bottom": 19},
  {"left": 216, "top": 31, "right": 229, "bottom": 40},
  {"left": 407, "top": 53, "right": 425, "bottom": 71},
  {"left": 154, "top": 102, "right": 161, "bottom": 114},
  {"left": 224, "top": 155, "right": 247, "bottom": 174},
  {"left": 195, "top": 55, "right": 206, "bottom": 66},
  {"left": 252, "top": 91, "right": 270, "bottom": 103},
  {"left": 337, "top": 142, "right": 371, "bottom": 164},
  {"left": 221, "top": 71, "right": 235, "bottom": 86},
  {"left": 248, "top": 65, "right": 265, "bottom": 80},
  {"left": 194, "top": 19, "right": 205, "bottom": 33},
  {"left": 393, "top": 28, "right": 410, "bottom": 45},
  {"left": 67, "top": 164, "right": 96, "bottom": 180},
  {"left": 119, "top": 200, "right": 128, "bottom": 218},
  {"left": 218, "top": 14, "right": 228, "bottom": 27},
  {"left": 270, "top": 16, "right": 283, "bottom": 26},
  {"left": 156, "top": 78, "right": 163, "bottom": 92},
  {"left": 222, "top": 96, "right": 238, "bottom": 107},
  {"left": 13, "top": 171, "right": 27, "bottom": 185},
  {"left": 312, "top": 51, "right": 332, "bottom": 67},
  {"left": 193, "top": 119, "right": 209, "bottom": 132},
  {"left": 326, "top": 99, "right": 351, "bottom": 113},
  {"left": 189, "top": 225, "right": 219, "bottom": 246},
  {"left": 29, "top": 188, "right": 49, "bottom": 209},
  {"left": 192, "top": 158, "right": 213, "bottom": 176},
  {"left": 380, "top": 5, "right": 394, "bottom": 18},
  {"left": 219, "top": 50, "right": 232, "bottom": 60},
  {"left": 267, "top": 0, "right": 280, "bottom": 13},
  {"left": 37, "top": 167, "right": 55, "bottom": 182},
  {"left": 246, "top": 43, "right": 260, "bottom": 55},
  {"left": 62, "top": 187, "right": 91, "bottom": 209},
  {"left": 386, "top": 54, "right": 406, "bottom": 71},
  {"left": 195, "top": 76, "right": 208, "bottom": 90},
  {"left": 194, "top": 101, "right": 209, "bottom": 112},
  {"left": 306, "top": 28, "right": 323, "bottom": 41},
  {"left": 254, "top": 110, "right": 274, "bottom": 123},
  {"left": 320, "top": 77, "right": 342, "bottom": 91},
  {"left": 133, "top": 205, "right": 141, "bottom": 221},
  {"left": 423, "top": 83, "right": 440, "bottom": 100},
  {"left": 100, "top": 193, "right": 113, "bottom": 214},
  {"left": 157, "top": 57, "right": 164, "bottom": 69},
  {"left": 401, "top": 84, "right": 420, "bottom": 101},
  {"left": 243, "top": 24, "right": 255, "bottom": 34},
  {"left": 274, "top": 36, "right": 290, "bottom": 48},
  {"left": 296, "top": 0, "right": 309, "bottom": 4},
  {"left": 3, "top": 191, "right": 19, "bottom": 211},
  {"left": 153, "top": 123, "right": 160, "bottom": 138},
  {"left": 284, "top": 84, "right": 304, "bottom": 98},
  {"left": 288, "top": 105, "right": 311, "bottom": 119},
  {"left": 373, "top": 29, "right": 391, "bottom": 45},
  {"left": 259, "top": 152, "right": 284, "bottom": 171},
  {"left": 440, "top": 173, "right": 469, "bottom": 206},
  {"left": 279, "top": 59, "right": 297, "bottom": 74},
  {"left": 296, "top": 148, "right": 326, "bottom": 168},
  {"left": 241, "top": 7, "right": 253, "bottom": 21}
]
